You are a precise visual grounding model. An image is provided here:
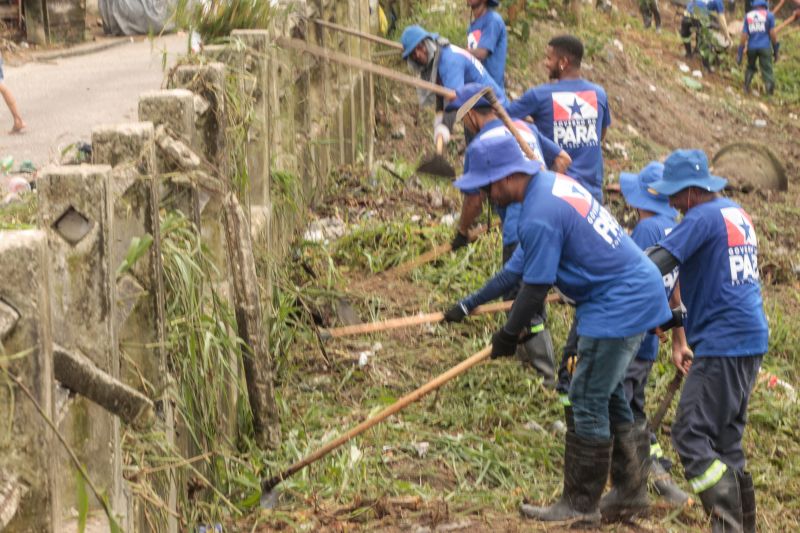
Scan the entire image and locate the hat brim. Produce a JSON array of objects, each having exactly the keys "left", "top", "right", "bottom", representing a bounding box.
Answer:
[
  {"left": 402, "top": 33, "right": 428, "bottom": 59},
  {"left": 650, "top": 175, "right": 728, "bottom": 196},
  {"left": 454, "top": 158, "right": 539, "bottom": 191},
  {"left": 619, "top": 172, "right": 678, "bottom": 219}
]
